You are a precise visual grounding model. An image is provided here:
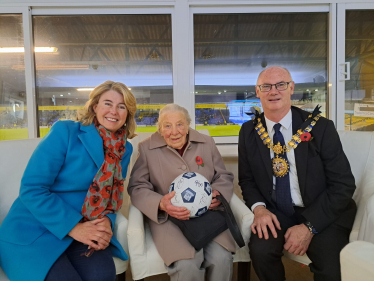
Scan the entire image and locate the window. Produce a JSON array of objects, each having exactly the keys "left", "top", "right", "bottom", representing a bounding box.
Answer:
[
  {"left": 344, "top": 10, "right": 374, "bottom": 131},
  {"left": 194, "top": 13, "right": 328, "bottom": 137},
  {"left": 0, "top": 14, "right": 27, "bottom": 140},
  {"left": 33, "top": 14, "right": 172, "bottom": 136}
]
